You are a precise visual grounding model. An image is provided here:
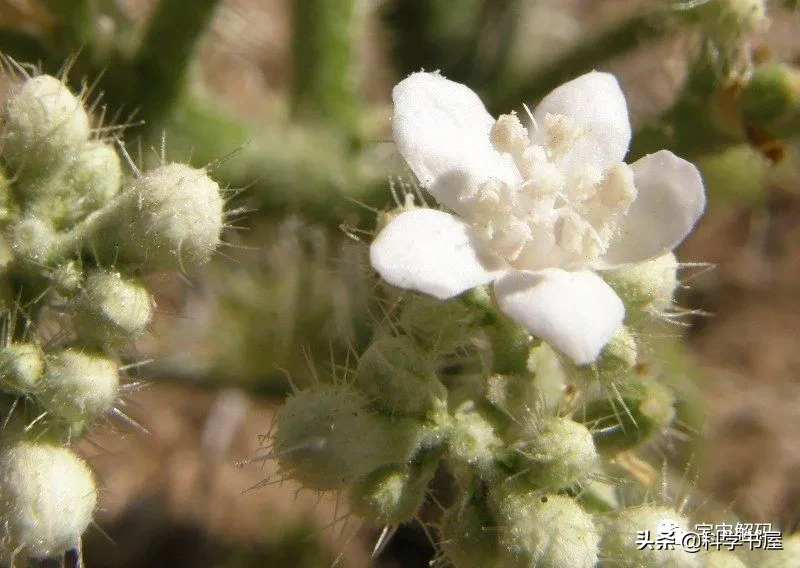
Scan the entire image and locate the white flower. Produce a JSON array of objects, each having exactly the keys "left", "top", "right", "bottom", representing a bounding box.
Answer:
[{"left": 371, "top": 71, "right": 705, "bottom": 364}]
